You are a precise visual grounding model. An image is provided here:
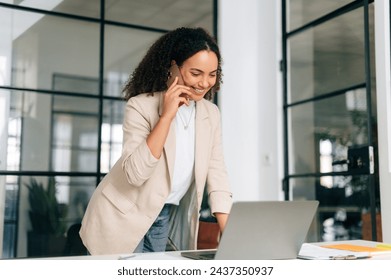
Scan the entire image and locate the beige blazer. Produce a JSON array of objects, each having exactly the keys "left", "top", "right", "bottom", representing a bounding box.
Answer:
[{"left": 79, "top": 92, "right": 232, "bottom": 255}]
